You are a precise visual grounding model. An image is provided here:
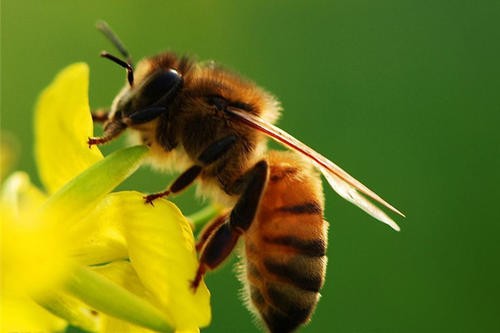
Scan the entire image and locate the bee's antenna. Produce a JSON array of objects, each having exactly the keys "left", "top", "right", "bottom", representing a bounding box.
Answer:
[
  {"left": 96, "top": 20, "right": 132, "bottom": 63},
  {"left": 100, "top": 51, "right": 134, "bottom": 87},
  {"left": 96, "top": 20, "right": 134, "bottom": 87}
]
